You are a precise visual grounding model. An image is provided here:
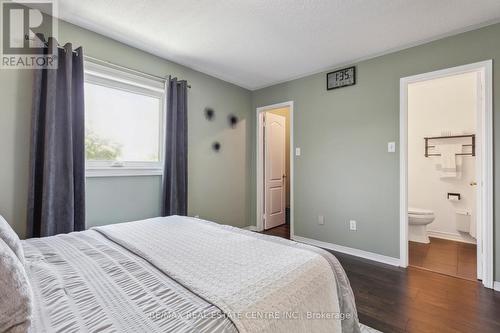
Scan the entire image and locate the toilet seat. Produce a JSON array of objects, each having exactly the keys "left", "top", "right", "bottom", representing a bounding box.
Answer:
[
  {"left": 408, "top": 207, "right": 435, "bottom": 243},
  {"left": 408, "top": 207, "right": 434, "bottom": 216}
]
